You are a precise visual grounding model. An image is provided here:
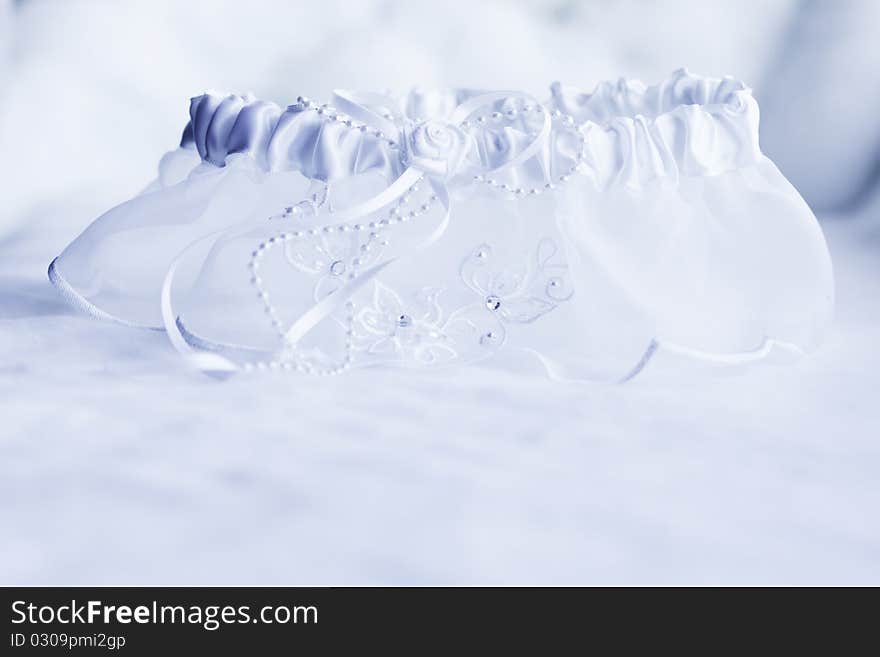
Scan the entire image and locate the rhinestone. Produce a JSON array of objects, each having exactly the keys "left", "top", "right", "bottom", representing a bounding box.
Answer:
[
  {"left": 329, "top": 260, "right": 346, "bottom": 276},
  {"left": 396, "top": 314, "right": 412, "bottom": 328},
  {"left": 480, "top": 331, "right": 499, "bottom": 346},
  {"left": 485, "top": 295, "right": 502, "bottom": 311}
]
